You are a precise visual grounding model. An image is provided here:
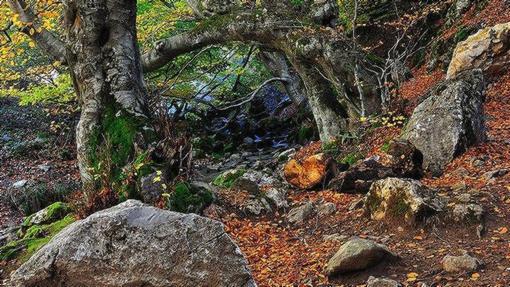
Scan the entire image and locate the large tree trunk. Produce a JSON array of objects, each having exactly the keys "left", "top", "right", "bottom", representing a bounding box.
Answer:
[
  {"left": 258, "top": 50, "right": 307, "bottom": 107},
  {"left": 64, "top": 0, "right": 152, "bottom": 193}
]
